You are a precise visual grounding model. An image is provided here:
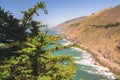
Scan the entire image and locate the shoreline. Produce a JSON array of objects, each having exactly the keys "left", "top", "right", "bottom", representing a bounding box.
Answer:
[
  {"left": 72, "top": 47, "right": 115, "bottom": 79},
  {"left": 64, "top": 38, "right": 120, "bottom": 75}
]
